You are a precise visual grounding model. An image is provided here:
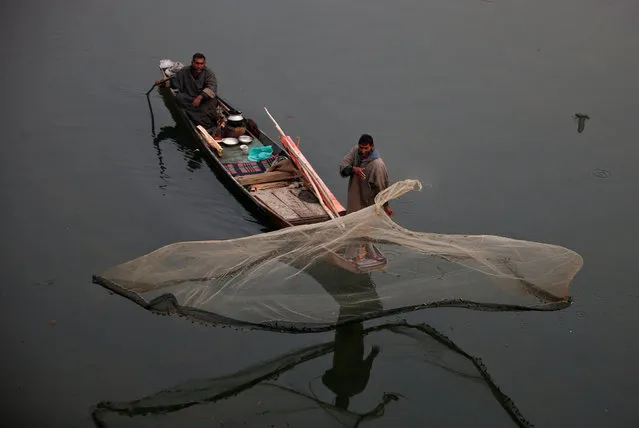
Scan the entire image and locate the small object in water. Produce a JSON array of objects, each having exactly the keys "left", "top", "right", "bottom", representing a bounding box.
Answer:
[
  {"left": 574, "top": 113, "right": 590, "bottom": 133},
  {"left": 592, "top": 168, "right": 611, "bottom": 179}
]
